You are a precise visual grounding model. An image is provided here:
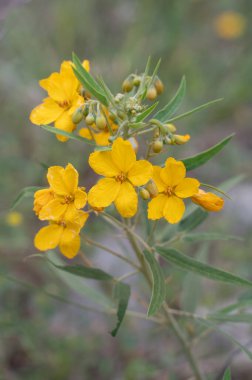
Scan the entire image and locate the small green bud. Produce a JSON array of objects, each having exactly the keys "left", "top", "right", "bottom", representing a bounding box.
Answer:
[
  {"left": 140, "top": 188, "right": 151, "bottom": 200},
  {"left": 145, "top": 180, "right": 159, "bottom": 198},
  {"left": 122, "top": 77, "right": 134, "bottom": 92},
  {"left": 133, "top": 75, "right": 141, "bottom": 87},
  {"left": 146, "top": 85, "right": 157, "bottom": 101},
  {"left": 72, "top": 108, "right": 84, "bottom": 124},
  {"left": 152, "top": 139, "right": 163, "bottom": 153},
  {"left": 153, "top": 128, "right": 160, "bottom": 138},
  {"left": 164, "top": 136, "right": 172, "bottom": 145},
  {"left": 96, "top": 115, "right": 107, "bottom": 130},
  {"left": 165, "top": 123, "right": 176, "bottom": 133},
  {"left": 85, "top": 113, "right": 95, "bottom": 125}
]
